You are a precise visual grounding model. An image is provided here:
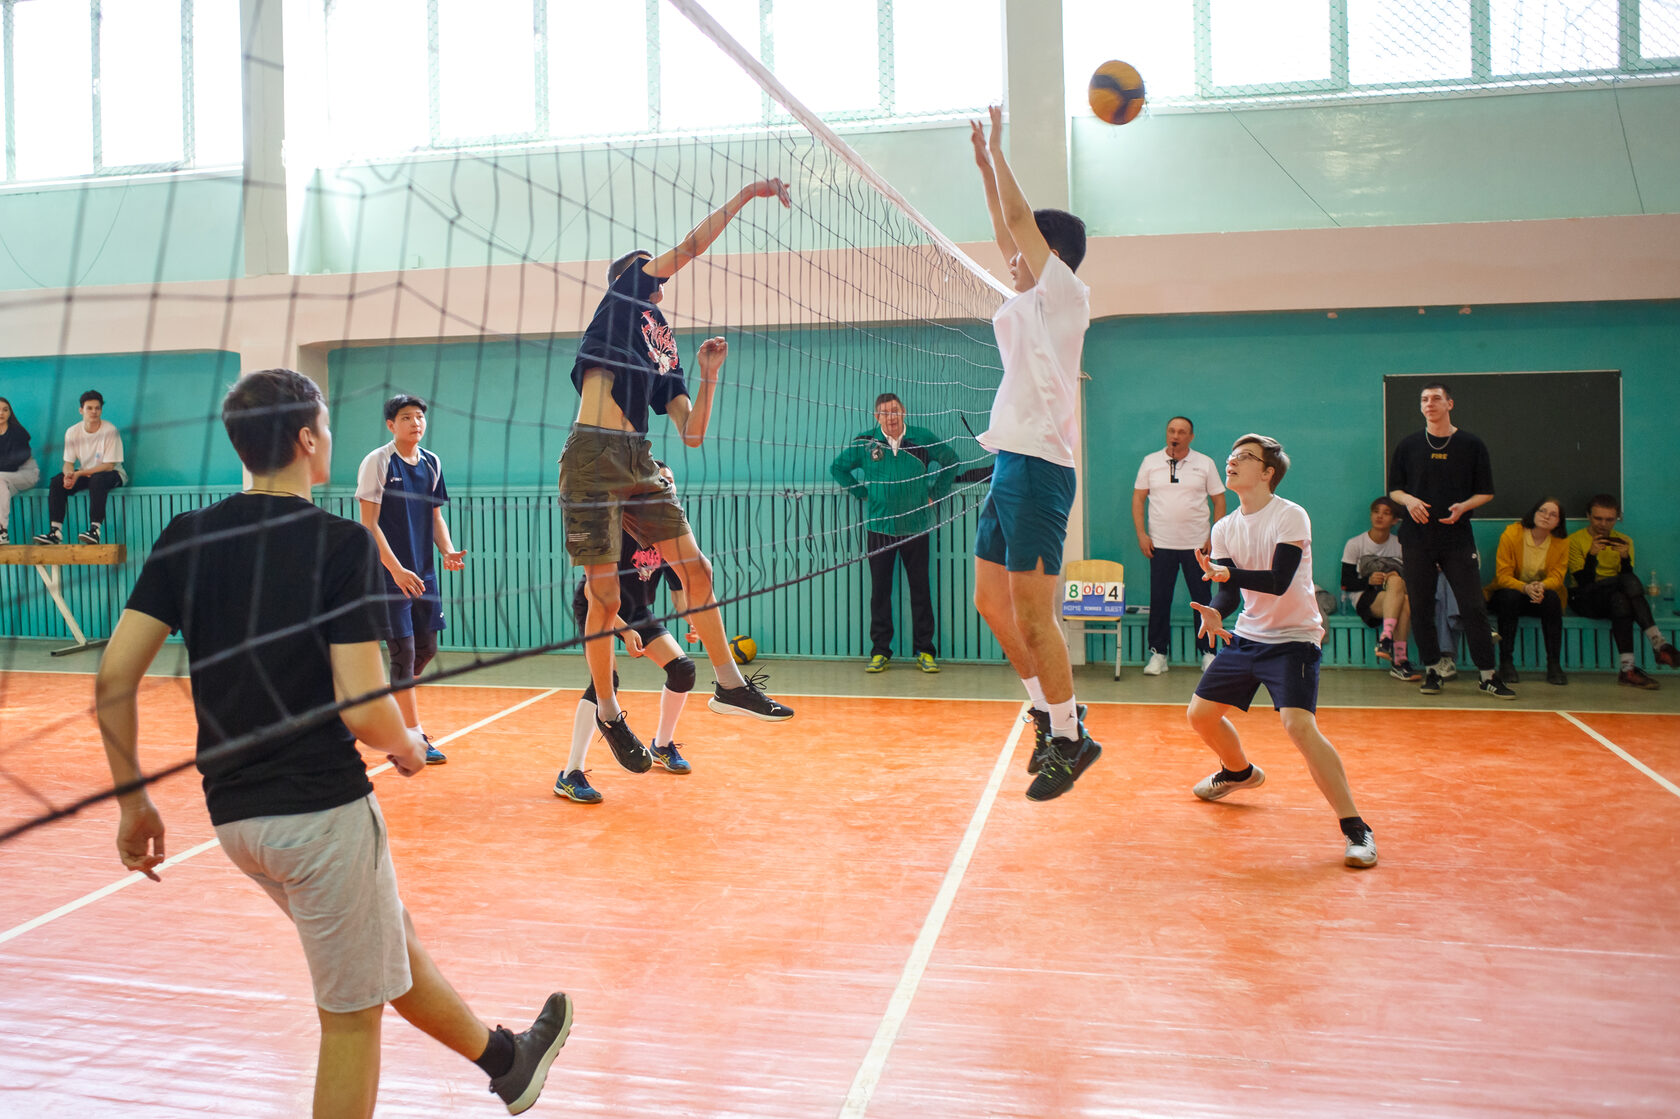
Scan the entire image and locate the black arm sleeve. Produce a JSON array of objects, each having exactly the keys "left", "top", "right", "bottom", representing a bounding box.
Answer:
[
  {"left": 1208, "top": 580, "right": 1241, "bottom": 618},
  {"left": 1219, "top": 543, "right": 1304, "bottom": 597},
  {"left": 1341, "top": 561, "right": 1363, "bottom": 593}
]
